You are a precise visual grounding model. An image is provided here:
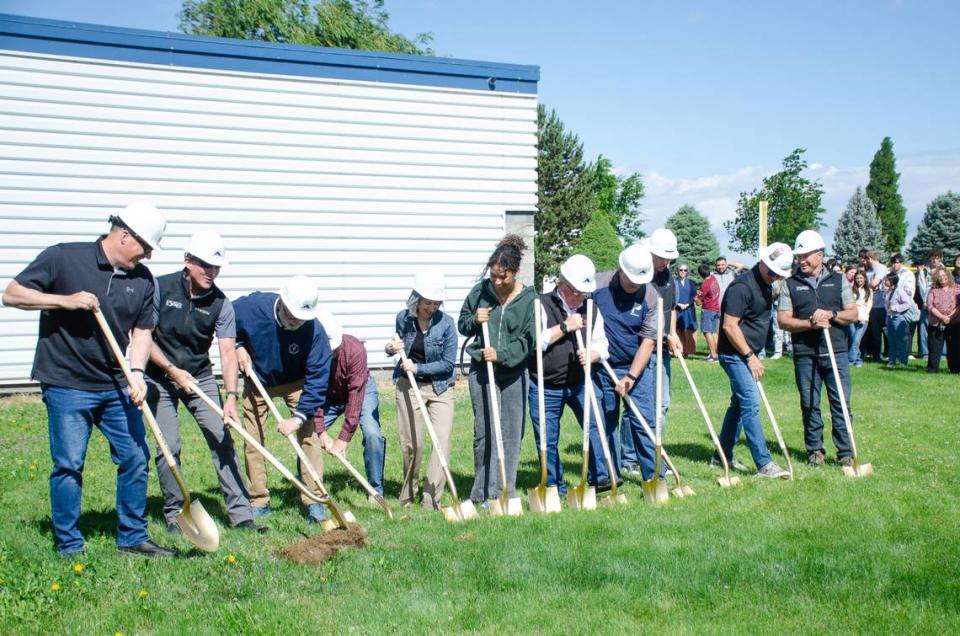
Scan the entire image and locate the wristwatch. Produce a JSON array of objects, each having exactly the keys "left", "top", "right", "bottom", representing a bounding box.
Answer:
[{"left": 831, "top": 310, "right": 838, "bottom": 321}]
